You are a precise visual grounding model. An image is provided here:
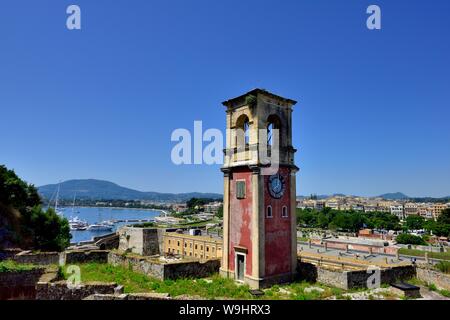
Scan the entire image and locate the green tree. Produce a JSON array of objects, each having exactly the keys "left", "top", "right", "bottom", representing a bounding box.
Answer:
[
  {"left": 0, "top": 165, "right": 71, "bottom": 251},
  {"left": 422, "top": 209, "right": 450, "bottom": 237},
  {"left": 395, "top": 233, "right": 427, "bottom": 245},
  {"left": 296, "top": 208, "right": 317, "bottom": 227},
  {"left": 317, "top": 211, "right": 331, "bottom": 229},
  {"left": 216, "top": 205, "right": 223, "bottom": 219},
  {"left": 405, "top": 215, "right": 425, "bottom": 231}
]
